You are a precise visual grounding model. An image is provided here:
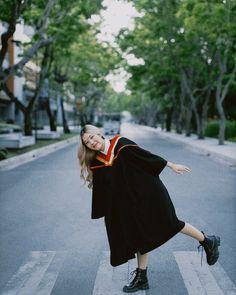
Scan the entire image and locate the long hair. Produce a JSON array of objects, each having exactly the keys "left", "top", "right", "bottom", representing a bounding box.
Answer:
[{"left": 77, "top": 124, "right": 104, "bottom": 189}]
